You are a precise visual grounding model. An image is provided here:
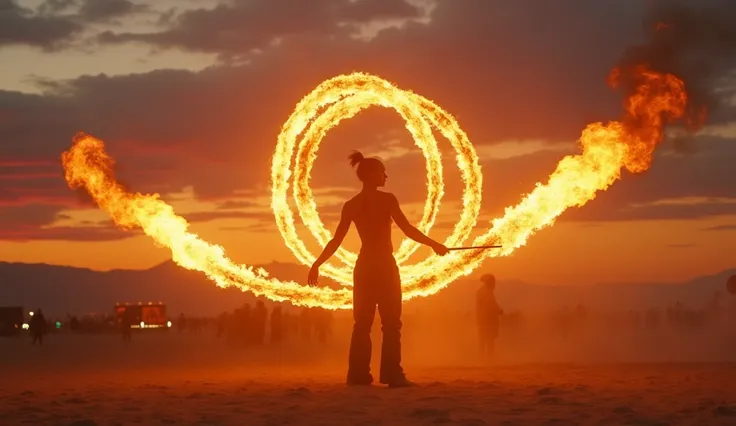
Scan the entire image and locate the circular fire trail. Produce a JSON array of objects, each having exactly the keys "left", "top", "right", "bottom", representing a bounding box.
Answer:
[
  {"left": 61, "top": 68, "right": 687, "bottom": 309},
  {"left": 272, "top": 73, "right": 482, "bottom": 286}
]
